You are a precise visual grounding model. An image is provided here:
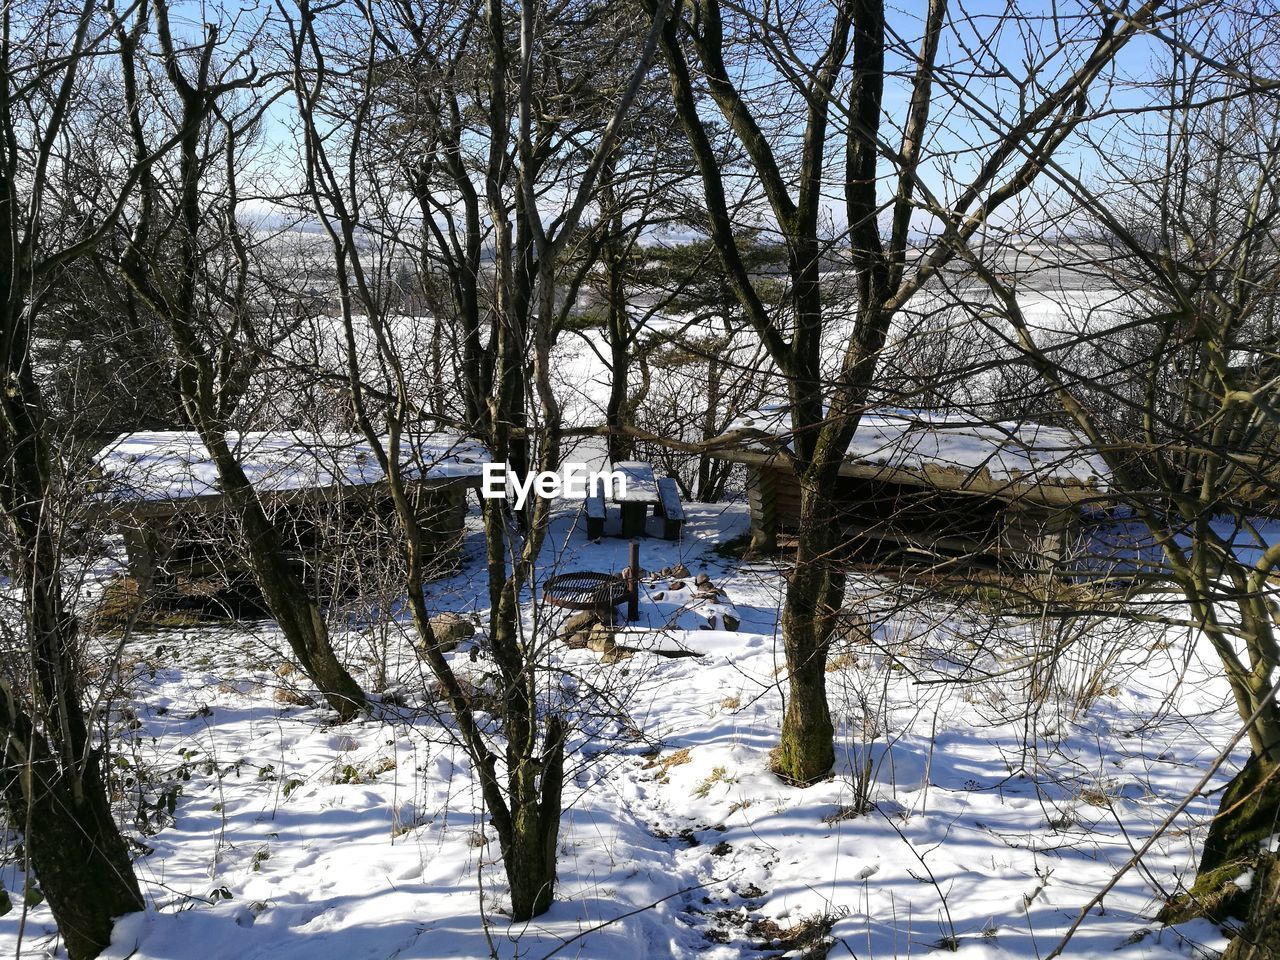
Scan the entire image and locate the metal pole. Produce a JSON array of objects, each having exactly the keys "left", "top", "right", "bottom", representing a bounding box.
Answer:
[{"left": 627, "top": 539, "right": 640, "bottom": 622}]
